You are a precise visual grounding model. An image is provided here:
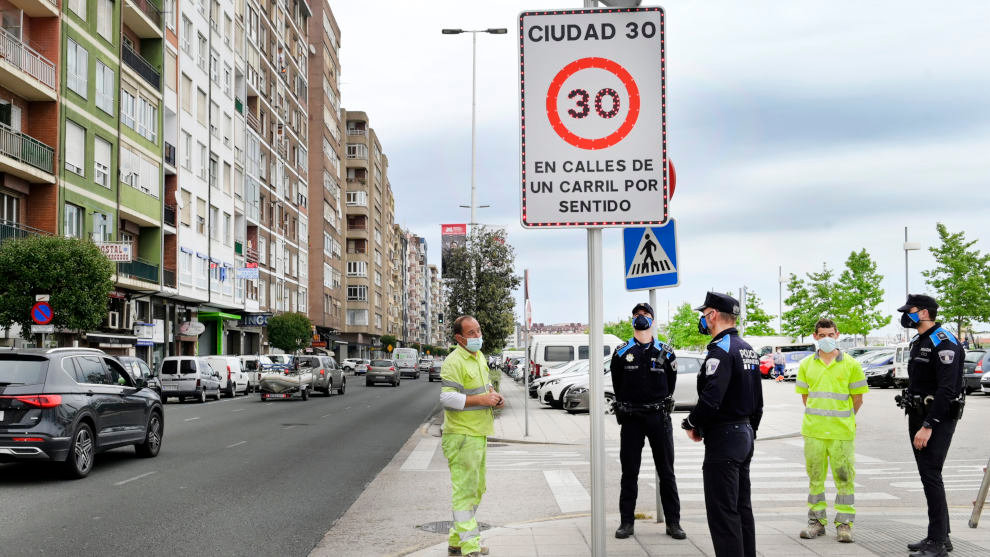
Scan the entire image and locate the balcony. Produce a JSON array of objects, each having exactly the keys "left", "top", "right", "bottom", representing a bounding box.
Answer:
[
  {"left": 118, "top": 258, "right": 159, "bottom": 283},
  {"left": 162, "top": 268, "right": 176, "bottom": 288},
  {"left": 0, "top": 122, "right": 55, "bottom": 182},
  {"left": 245, "top": 246, "right": 258, "bottom": 262},
  {"left": 246, "top": 111, "right": 260, "bottom": 133},
  {"left": 0, "top": 28, "right": 57, "bottom": 101},
  {"left": 163, "top": 203, "right": 176, "bottom": 227},
  {"left": 122, "top": 0, "right": 163, "bottom": 39},
  {"left": 164, "top": 141, "right": 175, "bottom": 167},
  {"left": 0, "top": 219, "right": 50, "bottom": 245},
  {"left": 122, "top": 44, "right": 160, "bottom": 90},
  {"left": 9, "top": 0, "right": 58, "bottom": 17},
  {"left": 346, "top": 128, "right": 366, "bottom": 136}
]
